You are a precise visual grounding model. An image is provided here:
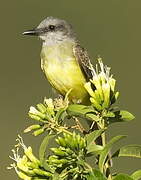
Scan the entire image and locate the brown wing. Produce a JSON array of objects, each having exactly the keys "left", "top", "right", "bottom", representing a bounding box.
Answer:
[{"left": 73, "top": 44, "right": 94, "bottom": 81}]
